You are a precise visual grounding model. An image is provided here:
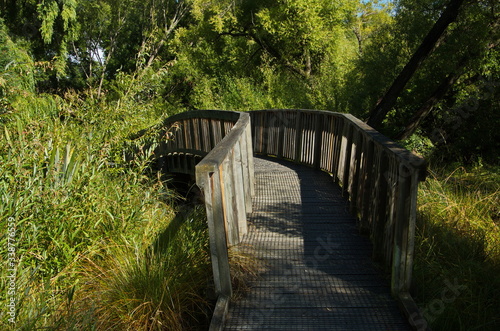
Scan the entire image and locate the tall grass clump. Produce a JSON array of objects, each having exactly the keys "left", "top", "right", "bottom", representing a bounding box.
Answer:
[
  {"left": 70, "top": 206, "right": 212, "bottom": 331},
  {"left": 414, "top": 166, "right": 500, "bottom": 330}
]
